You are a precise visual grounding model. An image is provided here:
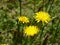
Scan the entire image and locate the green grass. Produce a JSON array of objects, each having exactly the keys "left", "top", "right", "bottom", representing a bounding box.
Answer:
[{"left": 0, "top": 0, "right": 60, "bottom": 45}]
